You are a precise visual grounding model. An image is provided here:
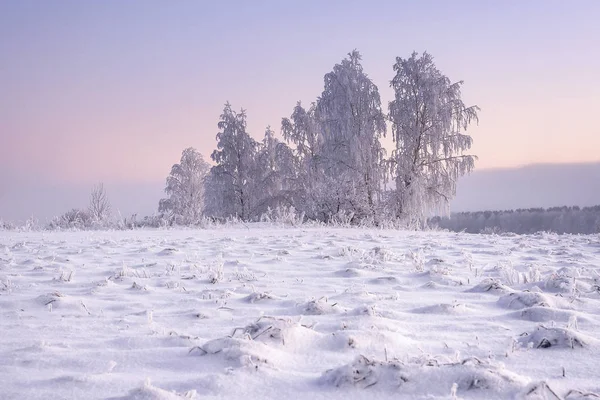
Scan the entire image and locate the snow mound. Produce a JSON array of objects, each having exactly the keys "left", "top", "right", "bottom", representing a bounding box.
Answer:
[
  {"left": 191, "top": 317, "right": 317, "bottom": 368},
  {"left": 231, "top": 316, "right": 295, "bottom": 344},
  {"left": 420, "top": 281, "right": 442, "bottom": 289},
  {"left": 467, "top": 278, "right": 513, "bottom": 294},
  {"left": 35, "top": 291, "right": 90, "bottom": 314},
  {"left": 497, "top": 291, "right": 570, "bottom": 310},
  {"left": 110, "top": 379, "right": 196, "bottom": 400},
  {"left": 348, "top": 305, "right": 380, "bottom": 317},
  {"left": 243, "top": 292, "right": 277, "bottom": 303},
  {"left": 297, "top": 298, "right": 341, "bottom": 315},
  {"left": 319, "top": 355, "right": 528, "bottom": 397},
  {"left": 411, "top": 303, "right": 471, "bottom": 315},
  {"left": 369, "top": 276, "right": 399, "bottom": 284},
  {"left": 158, "top": 248, "right": 179, "bottom": 256},
  {"left": 190, "top": 336, "right": 271, "bottom": 369},
  {"left": 319, "top": 355, "right": 401, "bottom": 389},
  {"left": 542, "top": 272, "right": 594, "bottom": 294},
  {"left": 508, "top": 306, "right": 580, "bottom": 323},
  {"left": 517, "top": 326, "right": 593, "bottom": 349},
  {"left": 335, "top": 267, "right": 362, "bottom": 277}
]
